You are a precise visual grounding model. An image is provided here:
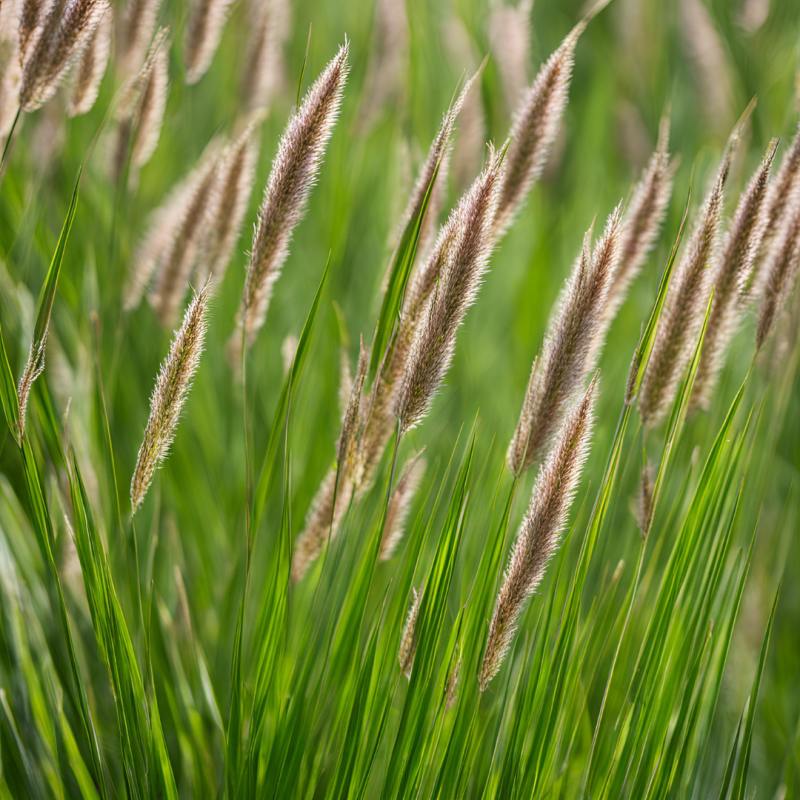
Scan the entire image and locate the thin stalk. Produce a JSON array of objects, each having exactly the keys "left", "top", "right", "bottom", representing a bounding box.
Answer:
[{"left": 0, "top": 104, "right": 21, "bottom": 180}]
